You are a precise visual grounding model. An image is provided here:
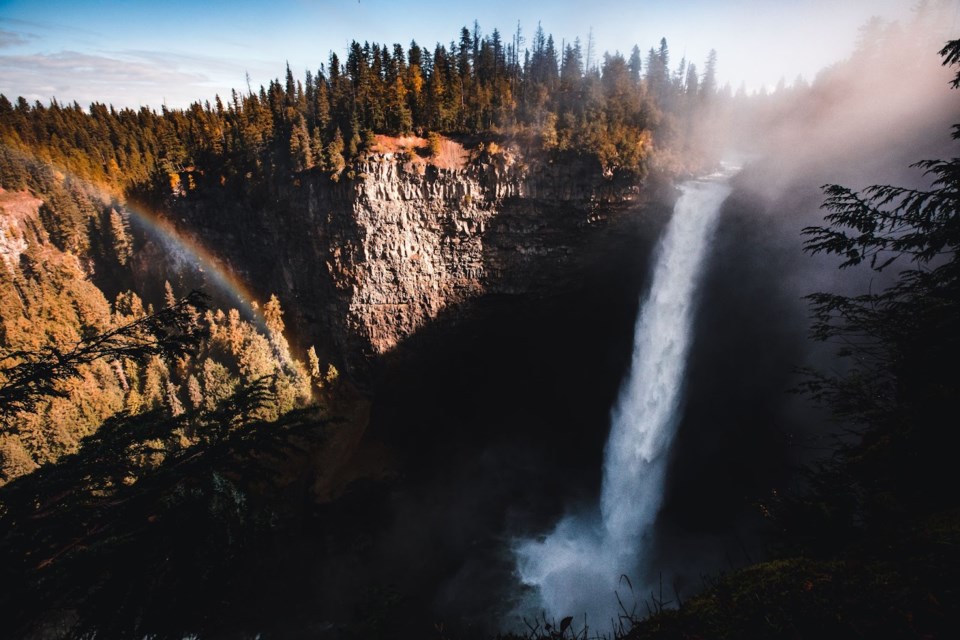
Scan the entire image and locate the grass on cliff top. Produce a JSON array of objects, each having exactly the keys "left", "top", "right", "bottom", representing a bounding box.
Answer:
[{"left": 367, "top": 134, "right": 470, "bottom": 171}]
